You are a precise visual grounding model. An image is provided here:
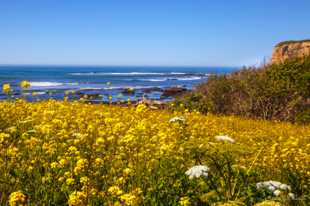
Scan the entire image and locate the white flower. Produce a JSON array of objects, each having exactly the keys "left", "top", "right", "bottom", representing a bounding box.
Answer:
[
  {"left": 256, "top": 180, "right": 291, "bottom": 193},
  {"left": 268, "top": 185, "right": 276, "bottom": 192},
  {"left": 185, "top": 165, "right": 209, "bottom": 179},
  {"left": 288, "top": 192, "right": 295, "bottom": 199},
  {"left": 215, "top": 135, "right": 235, "bottom": 143},
  {"left": 169, "top": 116, "right": 185, "bottom": 123},
  {"left": 279, "top": 183, "right": 291, "bottom": 191},
  {"left": 273, "top": 189, "right": 281, "bottom": 196}
]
